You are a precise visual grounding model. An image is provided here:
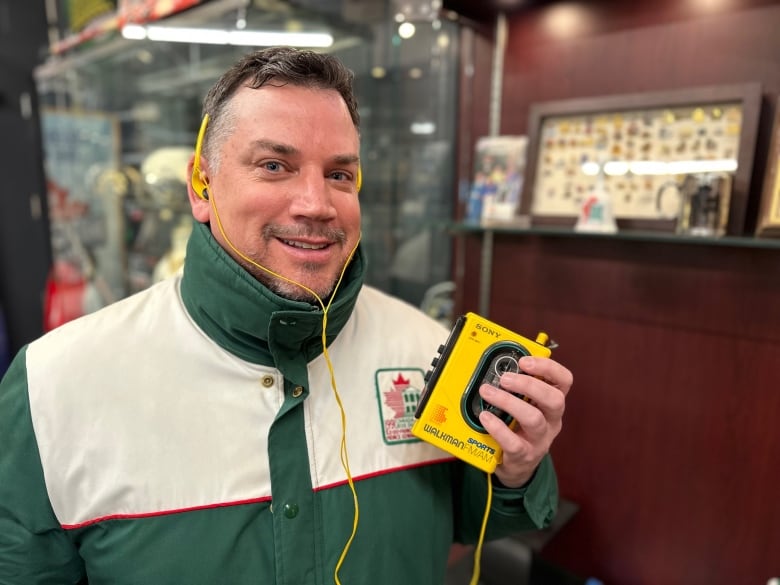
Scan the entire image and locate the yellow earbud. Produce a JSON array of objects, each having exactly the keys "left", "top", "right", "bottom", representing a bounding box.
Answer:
[
  {"left": 191, "top": 114, "right": 210, "bottom": 200},
  {"left": 356, "top": 165, "right": 362, "bottom": 193}
]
